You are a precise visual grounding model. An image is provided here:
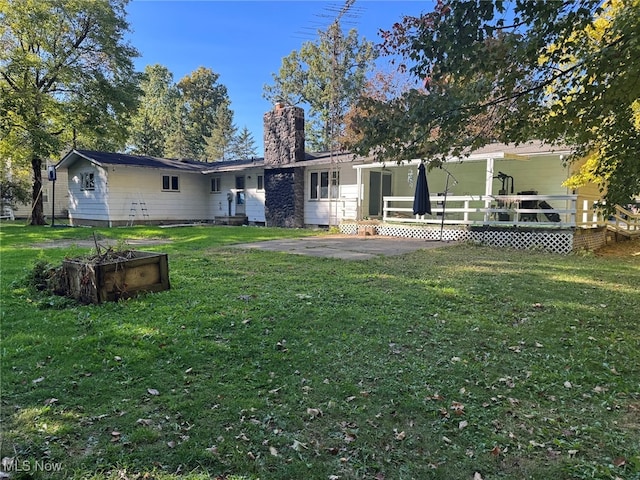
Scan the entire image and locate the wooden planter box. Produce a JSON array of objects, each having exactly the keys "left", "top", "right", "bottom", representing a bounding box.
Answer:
[{"left": 63, "top": 251, "right": 170, "bottom": 304}]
